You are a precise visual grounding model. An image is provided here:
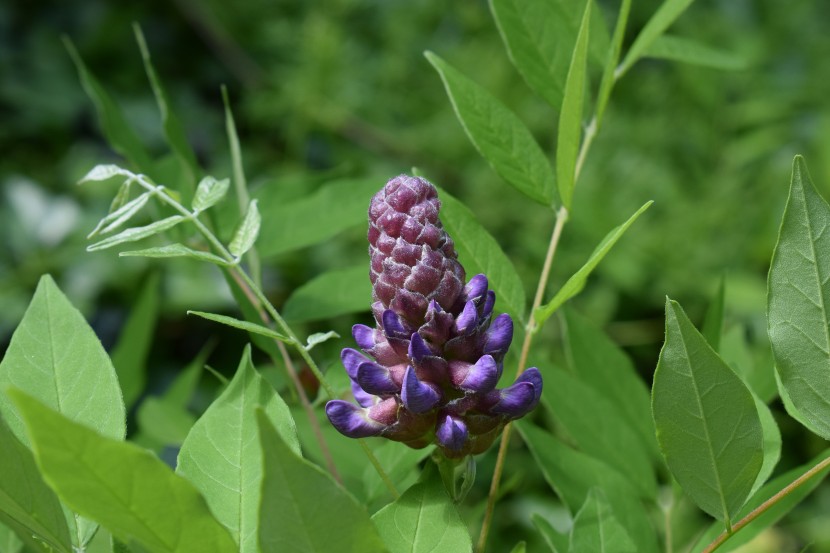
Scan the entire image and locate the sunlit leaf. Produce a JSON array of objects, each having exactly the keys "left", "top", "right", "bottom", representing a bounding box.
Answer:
[
  {"left": 79, "top": 164, "right": 126, "bottom": 184},
  {"left": 120, "top": 244, "right": 230, "bottom": 266},
  {"left": 229, "top": 200, "right": 261, "bottom": 258},
  {"left": 187, "top": 311, "right": 292, "bottom": 343},
  {"left": 87, "top": 215, "right": 186, "bottom": 252},
  {"left": 192, "top": 176, "right": 231, "bottom": 213},
  {"left": 596, "top": 0, "right": 631, "bottom": 123},
  {"left": 618, "top": 0, "right": 696, "bottom": 77}
]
